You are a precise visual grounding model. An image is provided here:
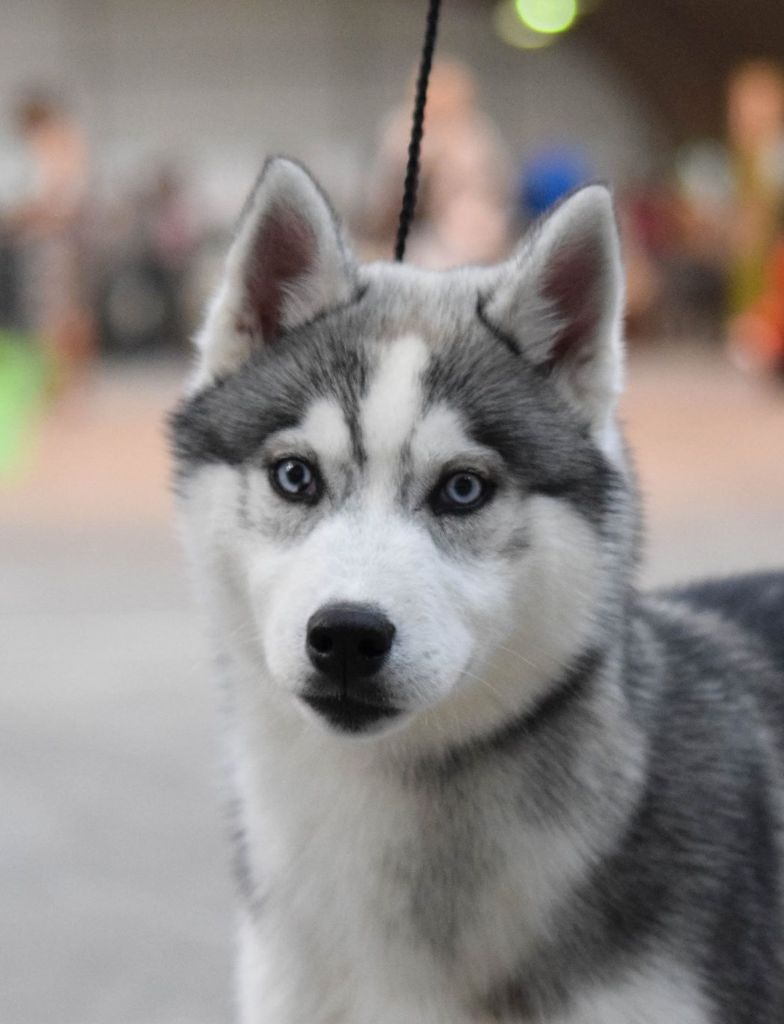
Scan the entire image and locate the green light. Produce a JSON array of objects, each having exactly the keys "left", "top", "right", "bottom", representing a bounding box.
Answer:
[
  {"left": 514, "top": 0, "right": 577, "bottom": 34},
  {"left": 494, "top": 0, "right": 557, "bottom": 49}
]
